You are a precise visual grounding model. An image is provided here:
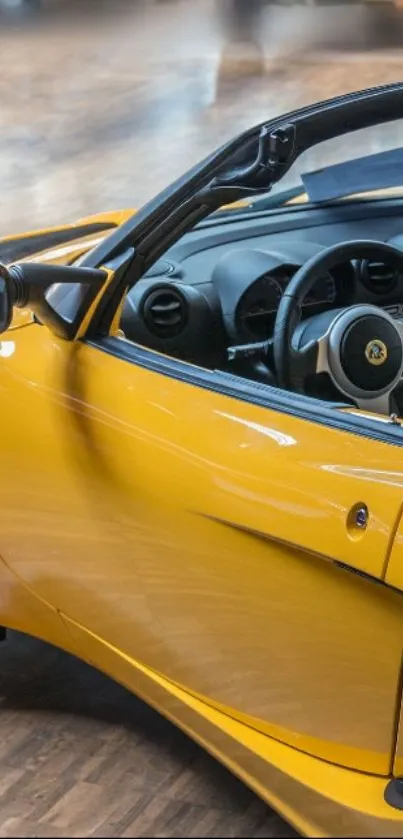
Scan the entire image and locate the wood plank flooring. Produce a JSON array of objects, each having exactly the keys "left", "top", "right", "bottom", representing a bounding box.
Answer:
[
  {"left": 0, "top": 0, "right": 402, "bottom": 236},
  {"left": 0, "top": 631, "right": 297, "bottom": 838}
]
